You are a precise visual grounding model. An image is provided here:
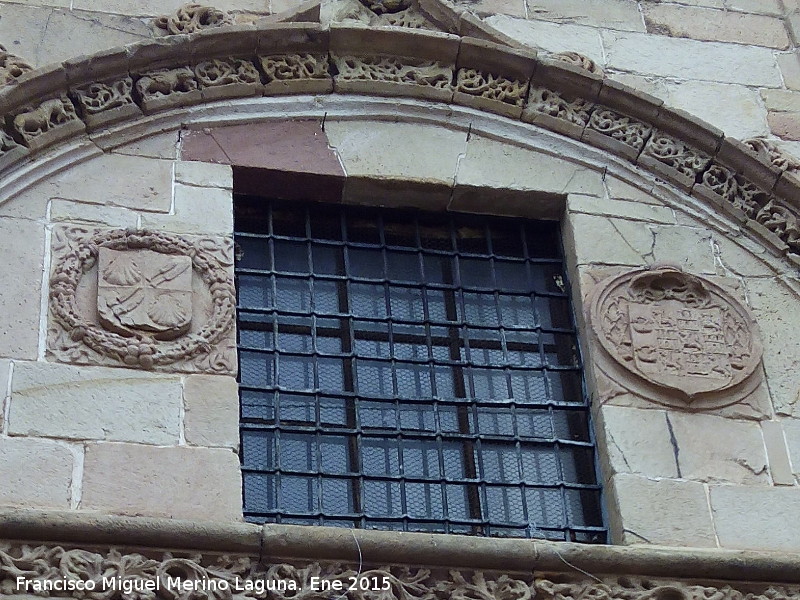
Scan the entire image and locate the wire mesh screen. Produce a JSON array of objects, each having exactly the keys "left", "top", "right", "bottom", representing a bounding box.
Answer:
[{"left": 235, "top": 197, "right": 606, "bottom": 542}]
